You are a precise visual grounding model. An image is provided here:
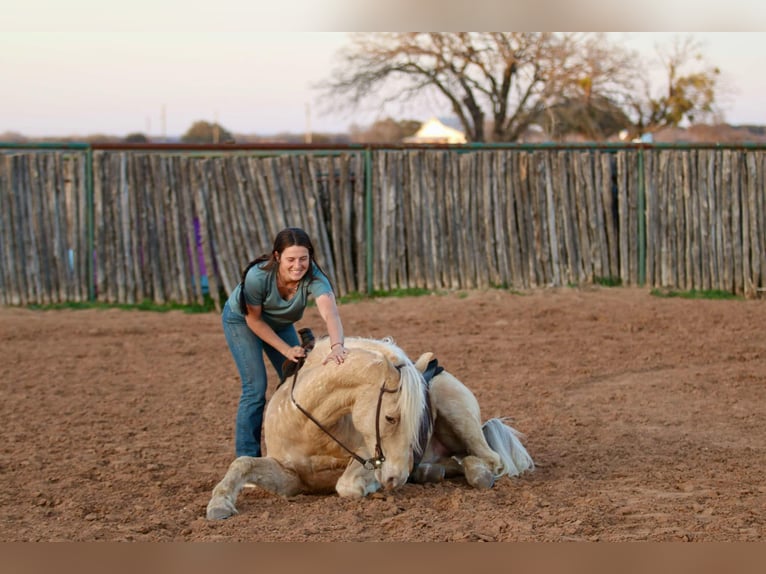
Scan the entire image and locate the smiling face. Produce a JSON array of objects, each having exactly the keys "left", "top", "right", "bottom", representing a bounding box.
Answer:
[{"left": 277, "top": 245, "right": 310, "bottom": 283}]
